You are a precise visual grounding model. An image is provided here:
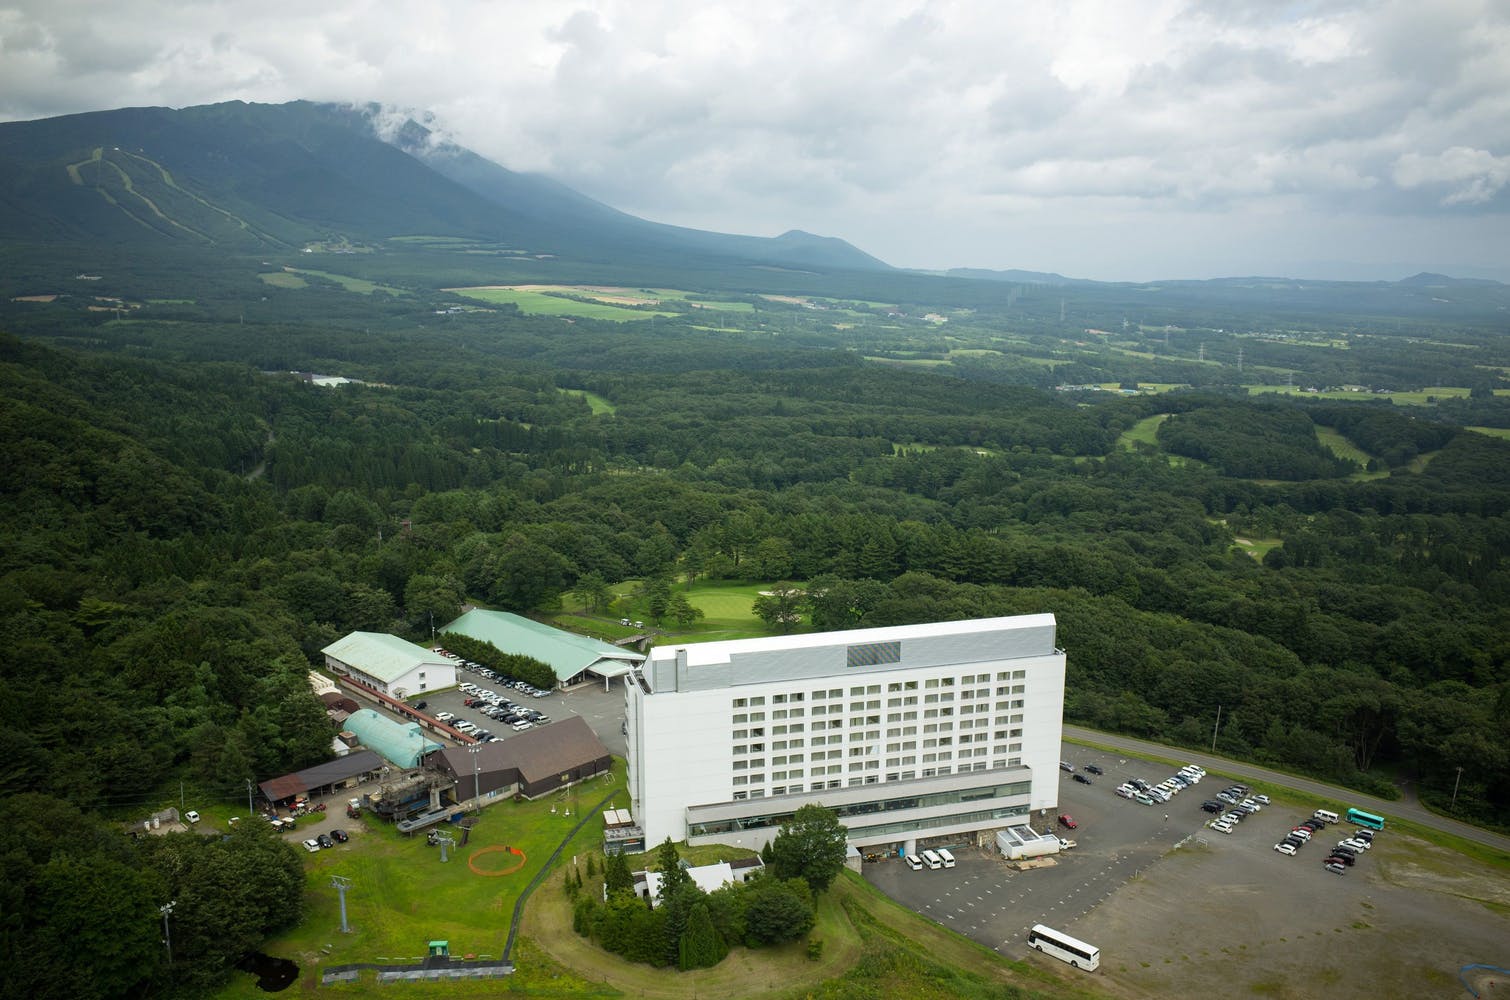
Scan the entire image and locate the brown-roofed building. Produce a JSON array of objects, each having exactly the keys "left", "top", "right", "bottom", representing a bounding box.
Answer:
[
  {"left": 425, "top": 716, "right": 612, "bottom": 805},
  {"left": 258, "top": 749, "right": 385, "bottom": 807}
]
